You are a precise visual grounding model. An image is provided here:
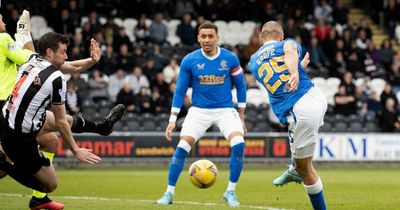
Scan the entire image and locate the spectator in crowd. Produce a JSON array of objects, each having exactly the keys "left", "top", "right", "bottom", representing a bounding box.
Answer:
[
  {"left": 88, "top": 69, "right": 109, "bottom": 102},
  {"left": 45, "top": 0, "right": 62, "bottom": 34},
  {"left": 68, "top": 0, "right": 81, "bottom": 28},
  {"left": 68, "top": 72, "right": 90, "bottom": 101},
  {"left": 100, "top": 45, "right": 118, "bottom": 75},
  {"left": 174, "top": 0, "right": 194, "bottom": 19},
  {"left": 367, "top": 42, "right": 381, "bottom": 65},
  {"left": 395, "top": 21, "right": 400, "bottom": 43},
  {"left": 330, "top": 51, "right": 346, "bottom": 78},
  {"left": 307, "top": 37, "right": 328, "bottom": 70},
  {"left": 136, "top": 86, "right": 152, "bottom": 114},
  {"left": 163, "top": 58, "right": 180, "bottom": 84},
  {"left": 380, "top": 98, "right": 400, "bottom": 132},
  {"left": 380, "top": 39, "right": 395, "bottom": 70},
  {"left": 347, "top": 52, "right": 364, "bottom": 78},
  {"left": 66, "top": 81, "right": 81, "bottom": 116},
  {"left": 314, "top": 0, "right": 333, "bottom": 23},
  {"left": 108, "top": 68, "right": 126, "bottom": 102},
  {"left": 355, "top": 29, "right": 370, "bottom": 51},
  {"left": 177, "top": 14, "right": 196, "bottom": 46},
  {"left": 259, "top": 1, "right": 277, "bottom": 23},
  {"left": 142, "top": 58, "right": 160, "bottom": 81},
  {"left": 69, "top": 46, "right": 83, "bottom": 61},
  {"left": 380, "top": 83, "right": 398, "bottom": 108},
  {"left": 134, "top": 14, "right": 150, "bottom": 44},
  {"left": 198, "top": 0, "right": 218, "bottom": 21},
  {"left": 194, "top": 15, "right": 206, "bottom": 36},
  {"left": 332, "top": 0, "right": 349, "bottom": 25},
  {"left": 149, "top": 13, "right": 168, "bottom": 45},
  {"left": 149, "top": 45, "right": 169, "bottom": 70},
  {"left": 132, "top": 47, "right": 147, "bottom": 67},
  {"left": 125, "top": 66, "right": 150, "bottom": 95},
  {"left": 367, "top": 91, "right": 381, "bottom": 119},
  {"left": 314, "top": 18, "right": 330, "bottom": 41},
  {"left": 334, "top": 84, "right": 356, "bottom": 115},
  {"left": 358, "top": 18, "right": 372, "bottom": 39},
  {"left": 242, "top": 31, "right": 261, "bottom": 63},
  {"left": 340, "top": 72, "right": 356, "bottom": 95},
  {"left": 88, "top": 11, "right": 102, "bottom": 33},
  {"left": 354, "top": 86, "right": 368, "bottom": 118},
  {"left": 59, "top": 9, "right": 75, "bottom": 36},
  {"left": 151, "top": 72, "right": 169, "bottom": 96},
  {"left": 114, "top": 27, "right": 132, "bottom": 53},
  {"left": 151, "top": 88, "right": 169, "bottom": 114},
  {"left": 116, "top": 83, "right": 136, "bottom": 113},
  {"left": 387, "top": 62, "right": 400, "bottom": 93},
  {"left": 117, "top": 44, "right": 135, "bottom": 71},
  {"left": 322, "top": 28, "right": 338, "bottom": 60}
]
